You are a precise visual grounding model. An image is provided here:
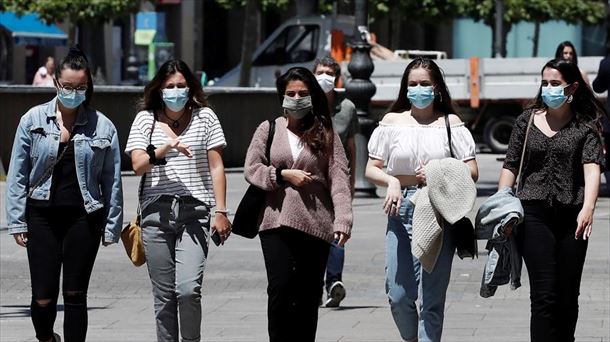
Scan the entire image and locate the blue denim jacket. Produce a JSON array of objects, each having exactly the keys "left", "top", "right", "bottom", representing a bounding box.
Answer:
[{"left": 6, "top": 97, "right": 123, "bottom": 243}]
